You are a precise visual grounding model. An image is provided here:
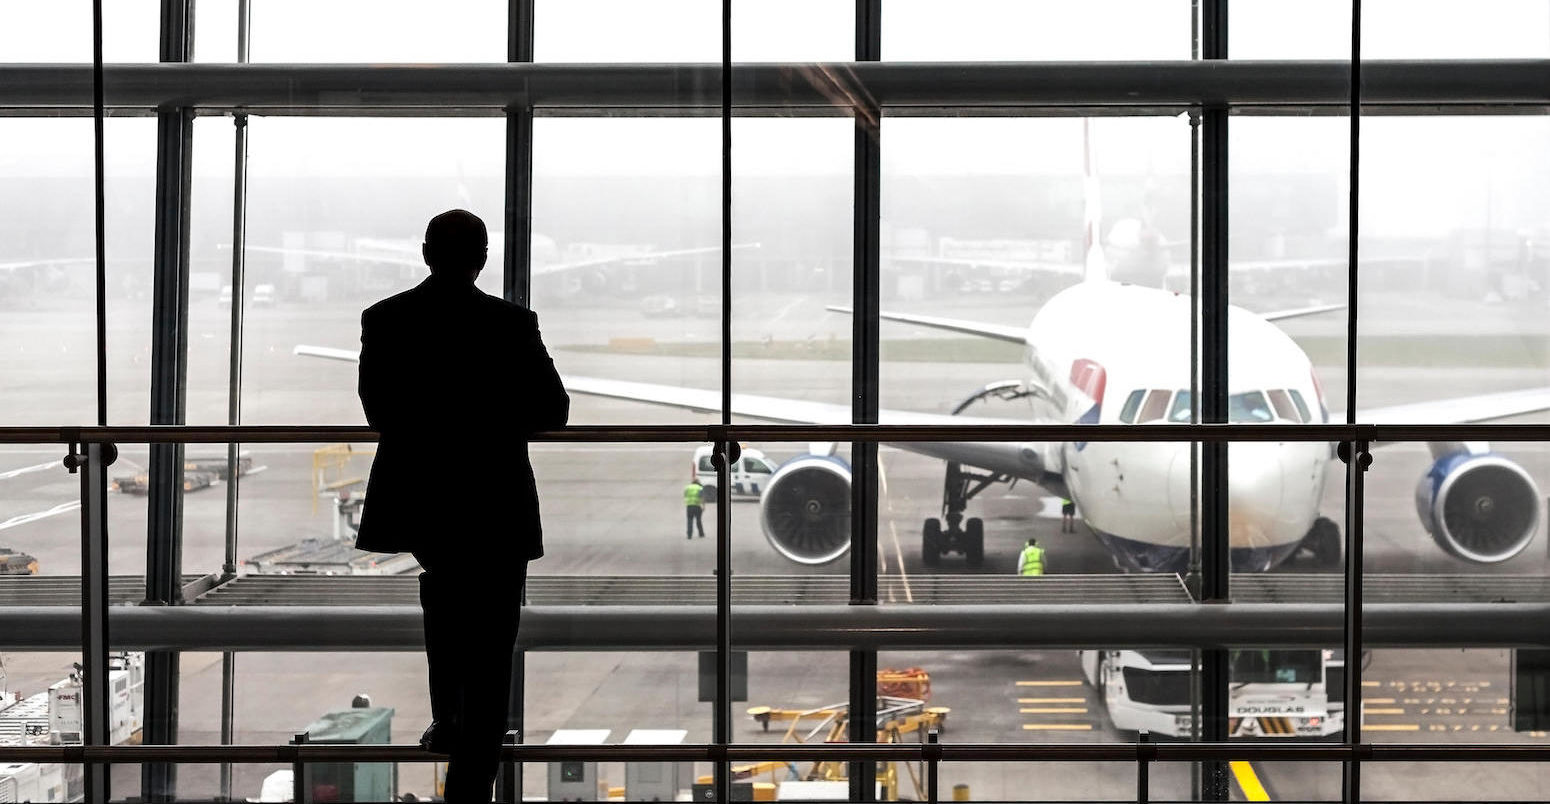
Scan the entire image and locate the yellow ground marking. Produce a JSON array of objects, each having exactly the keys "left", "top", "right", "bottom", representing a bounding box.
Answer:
[
  {"left": 1363, "top": 707, "right": 1406, "bottom": 715},
  {"left": 1021, "top": 724, "right": 1092, "bottom": 731},
  {"left": 1365, "top": 698, "right": 1396, "bottom": 704},
  {"left": 1016, "top": 680, "right": 1083, "bottom": 686},
  {"left": 1229, "top": 761, "right": 1270, "bottom": 802},
  {"left": 1019, "top": 707, "right": 1088, "bottom": 714},
  {"left": 885, "top": 520, "right": 913, "bottom": 603},
  {"left": 1019, "top": 697, "right": 1086, "bottom": 704},
  {"left": 1362, "top": 680, "right": 1380, "bottom": 687},
  {"left": 877, "top": 460, "right": 913, "bottom": 603},
  {"left": 1363, "top": 724, "right": 1421, "bottom": 732}
]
